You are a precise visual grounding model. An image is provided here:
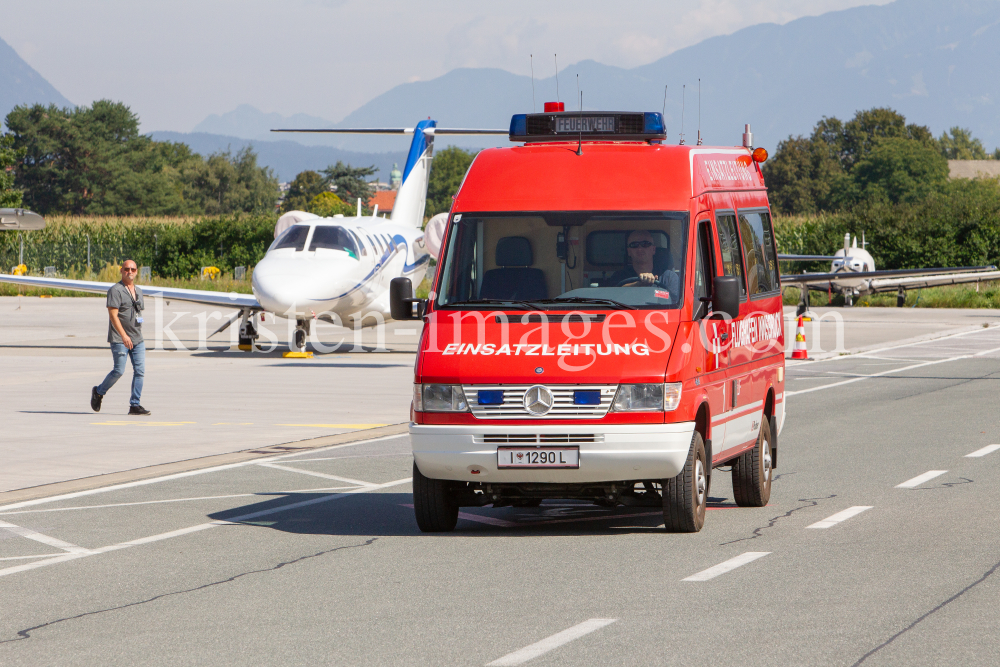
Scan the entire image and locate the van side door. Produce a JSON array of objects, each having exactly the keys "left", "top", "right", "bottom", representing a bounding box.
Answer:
[{"left": 692, "top": 216, "right": 728, "bottom": 458}]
